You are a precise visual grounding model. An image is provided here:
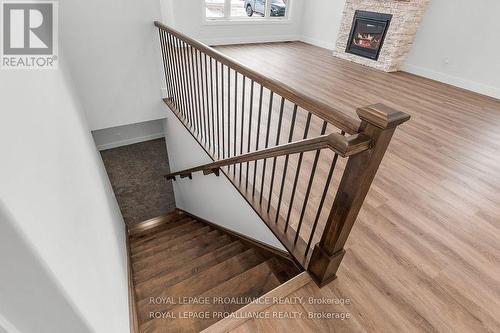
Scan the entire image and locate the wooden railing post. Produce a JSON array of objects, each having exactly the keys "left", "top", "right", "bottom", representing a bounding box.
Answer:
[{"left": 308, "top": 104, "right": 410, "bottom": 287}]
